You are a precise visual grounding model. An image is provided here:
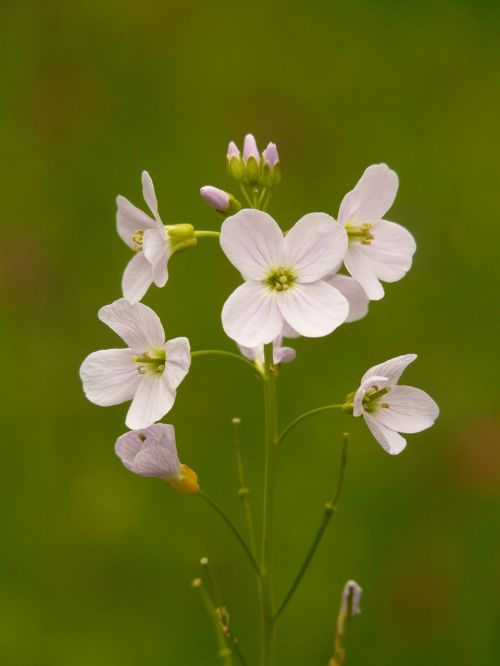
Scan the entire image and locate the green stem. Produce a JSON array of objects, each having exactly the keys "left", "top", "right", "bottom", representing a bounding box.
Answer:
[
  {"left": 232, "top": 418, "right": 257, "bottom": 555},
  {"left": 191, "top": 350, "right": 264, "bottom": 380},
  {"left": 200, "top": 491, "right": 261, "bottom": 576},
  {"left": 259, "top": 344, "right": 279, "bottom": 665},
  {"left": 257, "top": 187, "right": 268, "bottom": 209},
  {"left": 274, "top": 434, "right": 349, "bottom": 619},
  {"left": 239, "top": 183, "right": 254, "bottom": 207},
  {"left": 262, "top": 191, "right": 272, "bottom": 212},
  {"left": 194, "top": 230, "right": 220, "bottom": 238},
  {"left": 193, "top": 579, "right": 232, "bottom": 665},
  {"left": 278, "top": 404, "right": 345, "bottom": 444}
]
